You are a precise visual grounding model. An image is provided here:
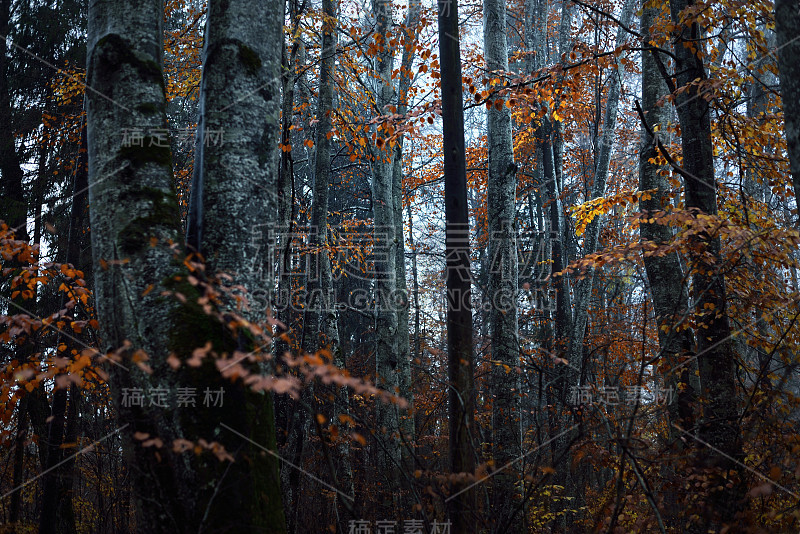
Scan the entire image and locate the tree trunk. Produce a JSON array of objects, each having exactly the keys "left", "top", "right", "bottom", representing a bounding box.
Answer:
[
  {"left": 483, "top": 0, "right": 521, "bottom": 528},
  {"left": 10, "top": 396, "right": 29, "bottom": 525},
  {"left": 775, "top": 0, "right": 800, "bottom": 217},
  {"left": 392, "top": 0, "right": 421, "bottom": 486},
  {"left": 86, "top": 0, "right": 286, "bottom": 530},
  {"left": 566, "top": 0, "right": 635, "bottom": 374},
  {"left": 0, "top": 0, "right": 26, "bottom": 235},
  {"left": 87, "top": 2, "right": 194, "bottom": 528},
  {"left": 438, "top": 0, "right": 476, "bottom": 530},
  {"left": 305, "top": 0, "right": 355, "bottom": 525},
  {"left": 370, "top": 0, "right": 402, "bottom": 510},
  {"left": 639, "top": 1, "right": 697, "bottom": 523},
  {"left": 39, "top": 114, "right": 89, "bottom": 534},
  {"left": 185, "top": 0, "right": 287, "bottom": 530},
  {"left": 668, "top": 0, "right": 744, "bottom": 528}
]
